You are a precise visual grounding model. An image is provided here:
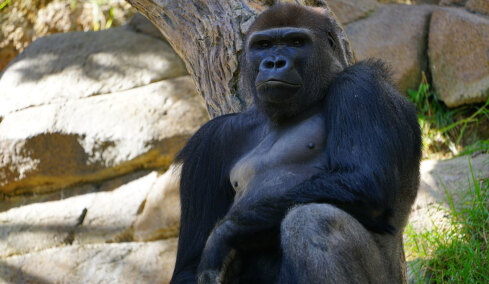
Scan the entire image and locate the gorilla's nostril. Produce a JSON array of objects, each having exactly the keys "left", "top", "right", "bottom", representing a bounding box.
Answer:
[
  {"left": 276, "top": 60, "right": 286, "bottom": 68},
  {"left": 264, "top": 61, "right": 275, "bottom": 69}
]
